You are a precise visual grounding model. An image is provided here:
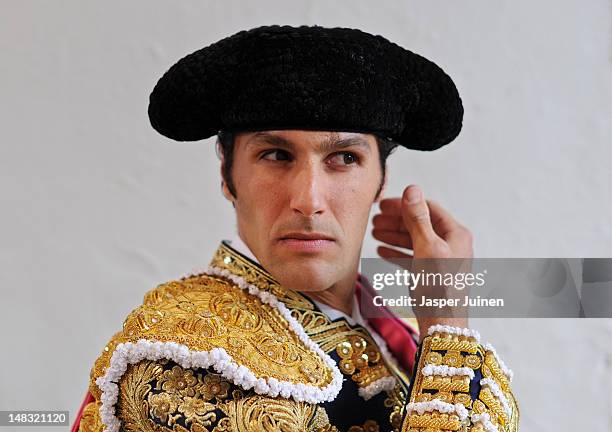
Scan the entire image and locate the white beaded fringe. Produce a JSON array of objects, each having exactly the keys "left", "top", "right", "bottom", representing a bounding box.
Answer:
[{"left": 95, "top": 266, "right": 344, "bottom": 432}]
